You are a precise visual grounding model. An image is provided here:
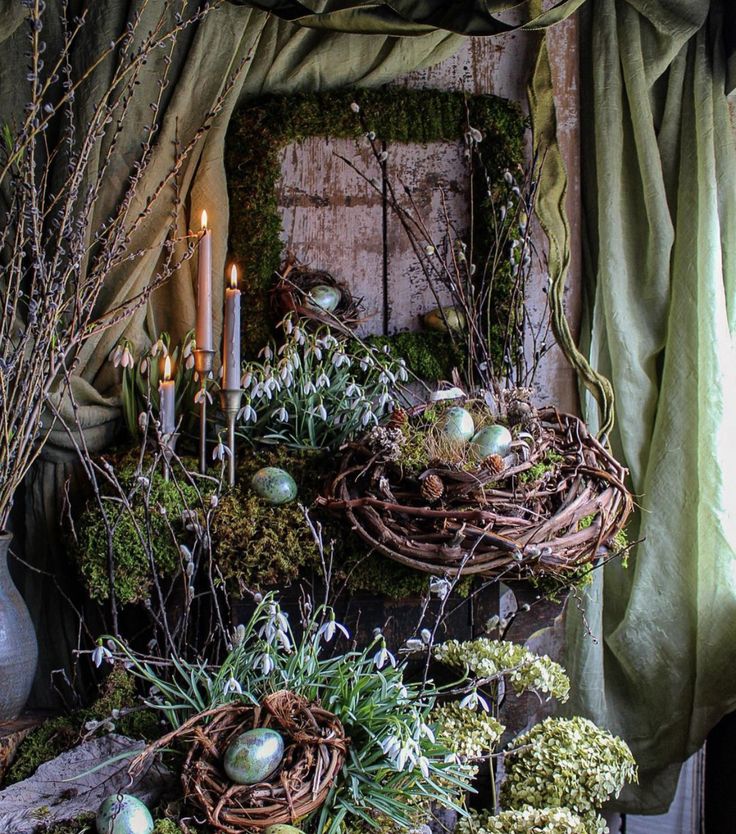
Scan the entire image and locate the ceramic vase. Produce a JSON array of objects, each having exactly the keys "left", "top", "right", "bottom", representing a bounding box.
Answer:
[{"left": 0, "top": 532, "right": 38, "bottom": 722}]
